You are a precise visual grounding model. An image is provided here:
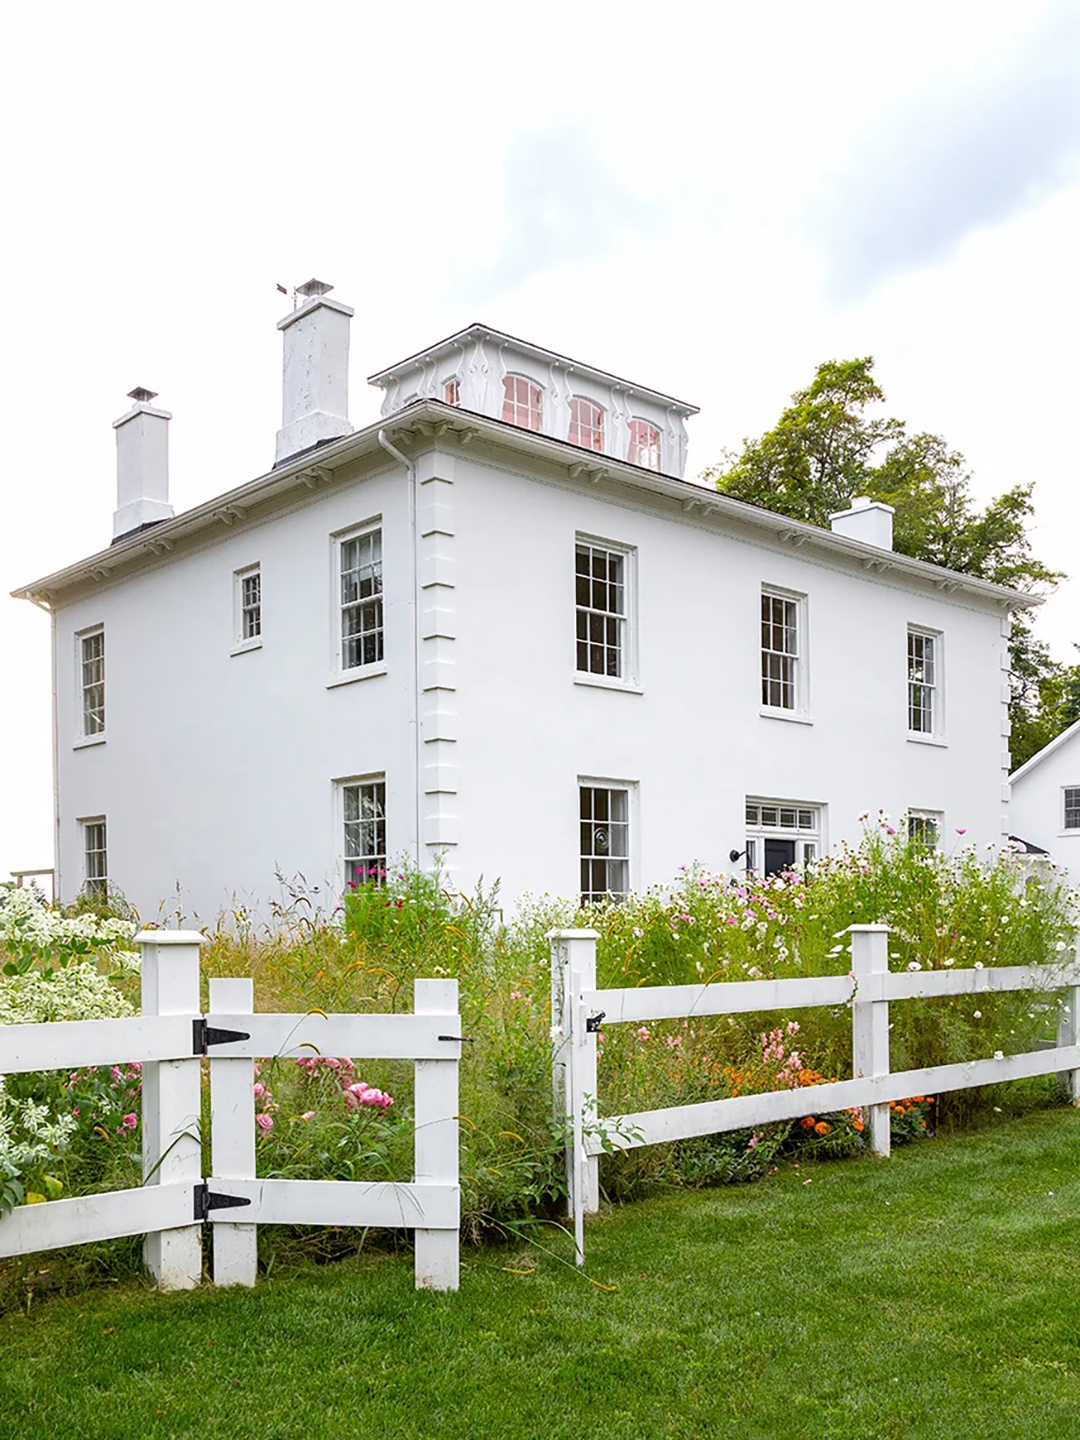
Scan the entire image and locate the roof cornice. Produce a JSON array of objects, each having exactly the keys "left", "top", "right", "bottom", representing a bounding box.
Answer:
[
  {"left": 13, "top": 400, "right": 1040, "bottom": 612},
  {"left": 1009, "top": 716, "right": 1080, "bottom": 784}
]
